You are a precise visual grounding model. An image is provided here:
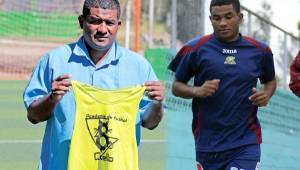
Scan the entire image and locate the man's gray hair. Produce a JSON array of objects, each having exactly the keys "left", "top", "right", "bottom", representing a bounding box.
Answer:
[{"left": 82, "top": 0, "right": 121, "bottom": 19}]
